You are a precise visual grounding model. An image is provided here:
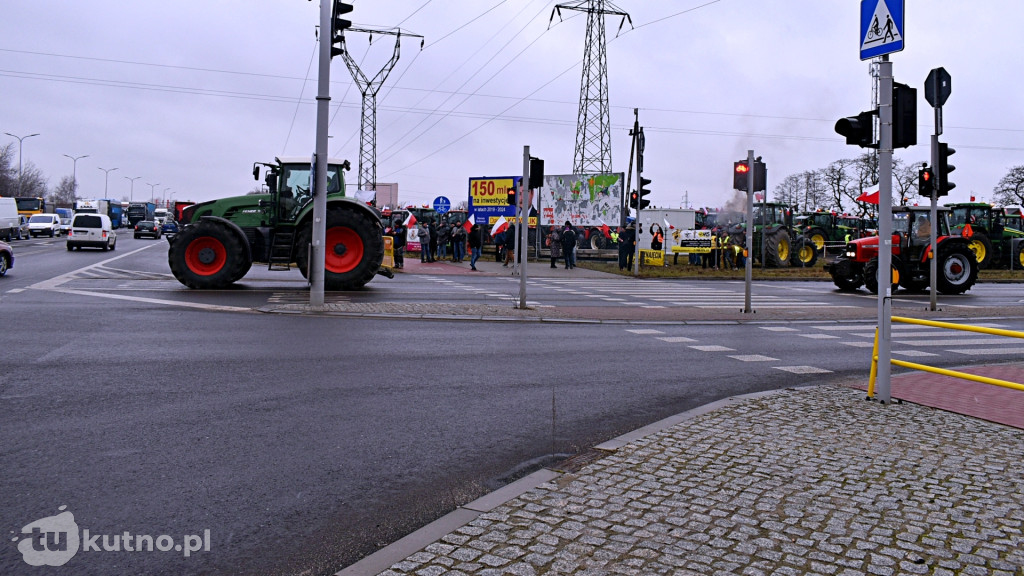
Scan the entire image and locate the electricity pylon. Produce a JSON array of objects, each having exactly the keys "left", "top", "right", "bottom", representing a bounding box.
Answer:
[
  {"left": 337, "top": 29, "right": 423, "bottom": 195},
  {"left": 550, "top": 1, "right": 632, "bottom": 175}
]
